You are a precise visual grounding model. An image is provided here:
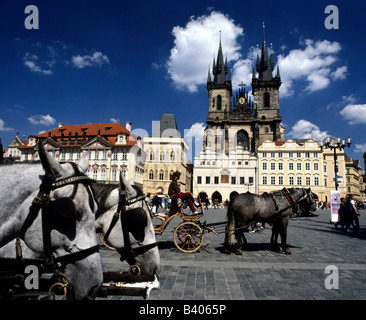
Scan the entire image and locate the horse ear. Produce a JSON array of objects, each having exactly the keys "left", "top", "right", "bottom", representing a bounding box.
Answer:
[
  {"left": 38, "top": 140, "right": 65, "bottom": 178},
  {"left": 119, "top": 171, "right": 137, "bottom": 199},
  {"left": 77, "top": 152, "right": 89, "bottom": 173}
]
